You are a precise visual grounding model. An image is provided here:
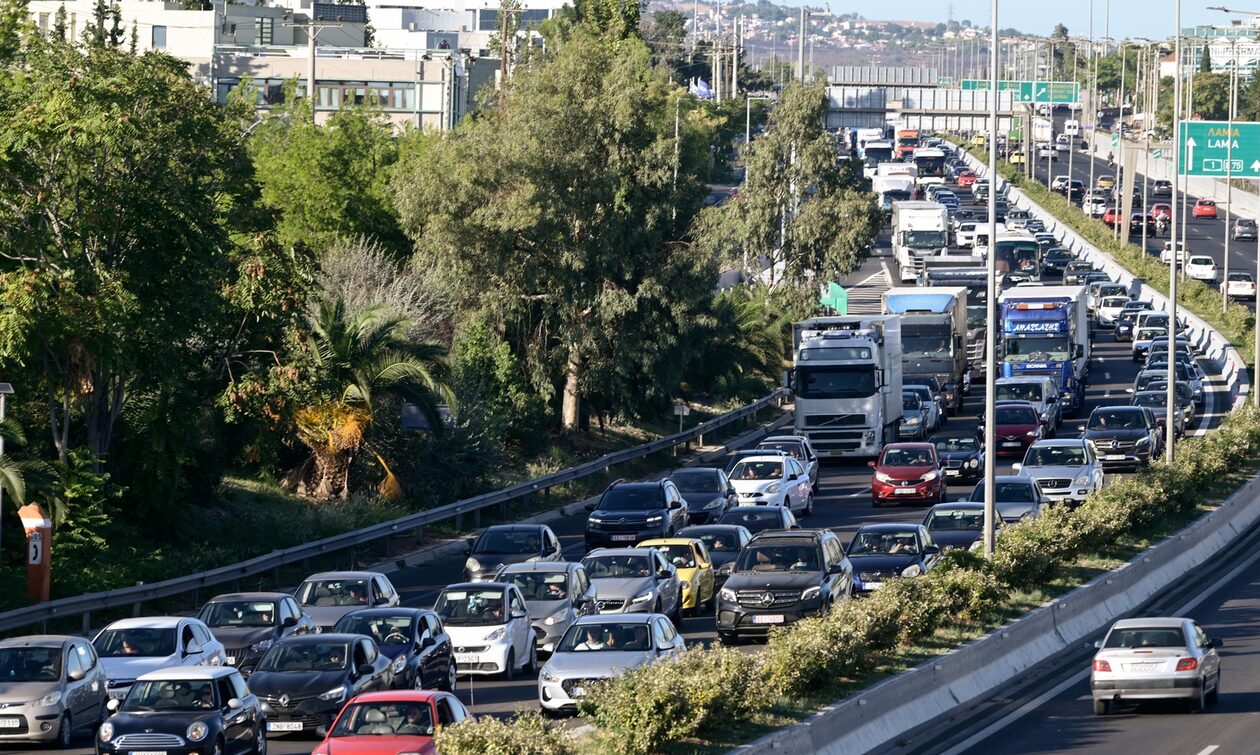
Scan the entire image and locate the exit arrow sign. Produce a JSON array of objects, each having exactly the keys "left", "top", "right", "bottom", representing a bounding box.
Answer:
[
  {"left": 1178, "top": 120, "right": 1260, "bottom": 178},
  {"left": 820, "top": 282, "right": 848, "bottom": 314}
]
